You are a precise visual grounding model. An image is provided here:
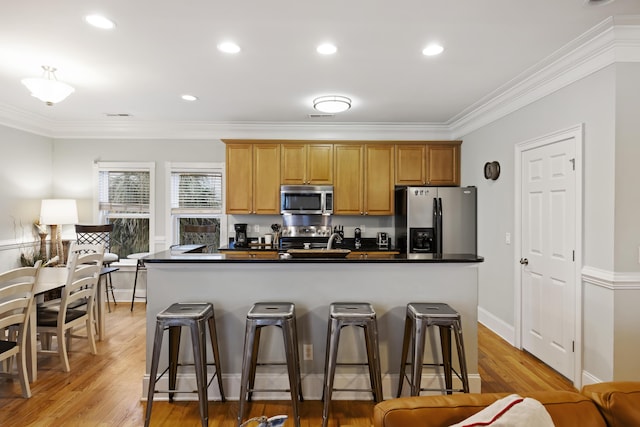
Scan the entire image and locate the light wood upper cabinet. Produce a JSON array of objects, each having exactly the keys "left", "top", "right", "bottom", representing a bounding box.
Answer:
[
  {"left": 427, "top": 144, "right": 459, "bottom": 186},
  {"left": 395, "top": 142, "right": 460, "bottom": 186},
  {"left": 225, "top": 143, "right": 280, "bottom": 214},
  {"left": 253, "top": 144, "right": 281, "bottom": 214},
  {"left": 226, "top": 144, "right": 253, "bottom": 214},
  {"left": 281, "top": 143, "right": 333, "bottom": 184},
  {"left": 364, "top": 144, "right": 395, "bottom": 215},
  {"left": 333, "top": 144, "right": 364, "bottom": 215},
  {"left": 334, "top": 144, "right": 394, "bottom": 216}
]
